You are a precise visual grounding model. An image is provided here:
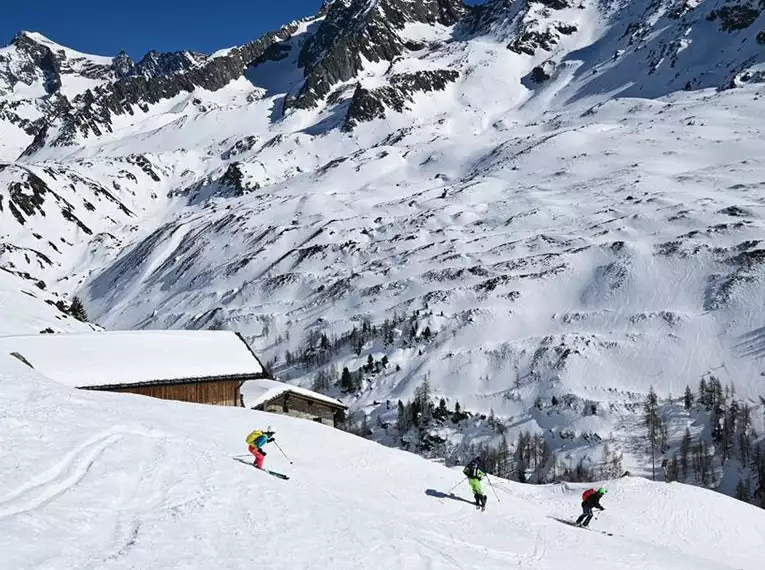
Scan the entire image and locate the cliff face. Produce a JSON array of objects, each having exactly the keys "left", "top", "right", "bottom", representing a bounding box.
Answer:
[{"left": 288, "top": 0, "right": 465, "bottom": 110}]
